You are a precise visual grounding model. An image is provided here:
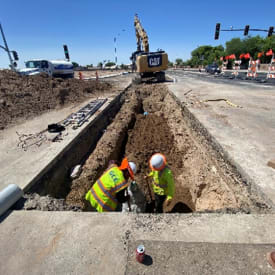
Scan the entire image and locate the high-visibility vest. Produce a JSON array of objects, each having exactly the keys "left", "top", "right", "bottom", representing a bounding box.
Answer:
[
  {"left": 149, "top": 166, "right": 175, "bottom": 199},
  {"left": 85, "top": 165, "right": 128, "bottom": 212}
]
